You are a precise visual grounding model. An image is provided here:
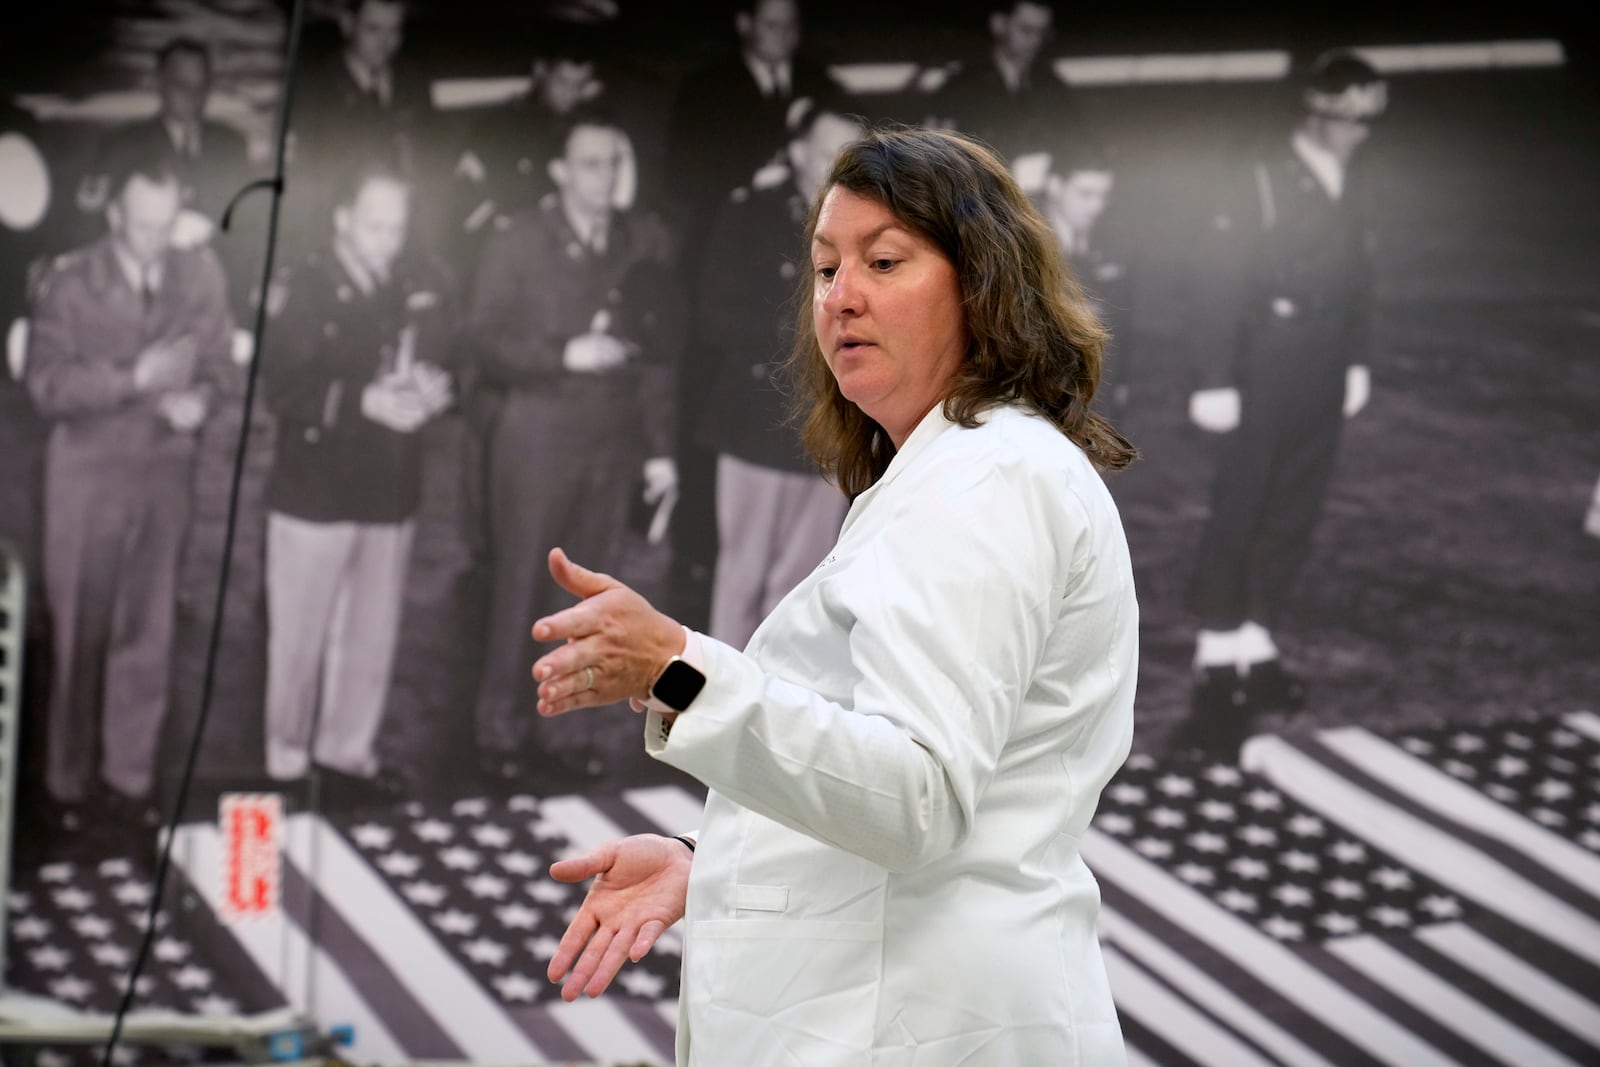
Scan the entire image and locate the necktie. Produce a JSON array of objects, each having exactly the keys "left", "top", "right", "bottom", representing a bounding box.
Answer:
[{"left": 140, "top": 269, "right": 155, "bottom": 315}]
